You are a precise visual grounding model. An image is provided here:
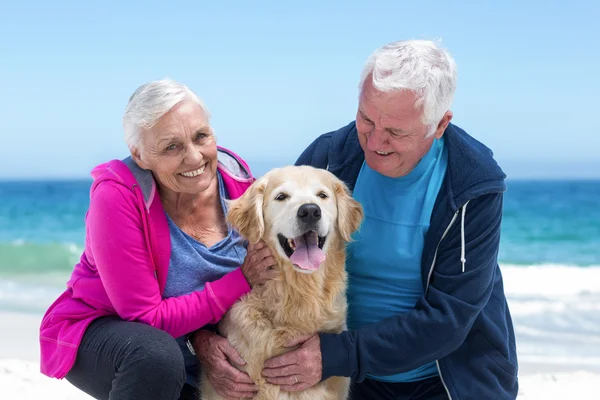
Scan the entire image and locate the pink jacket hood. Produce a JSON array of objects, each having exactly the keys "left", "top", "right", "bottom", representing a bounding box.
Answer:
[{"left": 39, "top": 146, "right": 254, "bottom": 379}]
